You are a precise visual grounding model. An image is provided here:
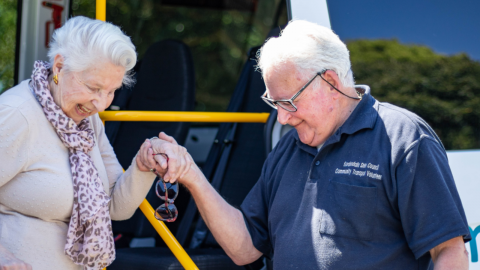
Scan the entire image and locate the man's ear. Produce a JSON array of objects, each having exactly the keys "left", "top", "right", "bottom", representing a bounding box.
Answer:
[
  {"left": 323, "top": 70, "right": 340, "bottom": 90},
  {"left": 52, "top": 54, "right": 65, "bottom": 75}
]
